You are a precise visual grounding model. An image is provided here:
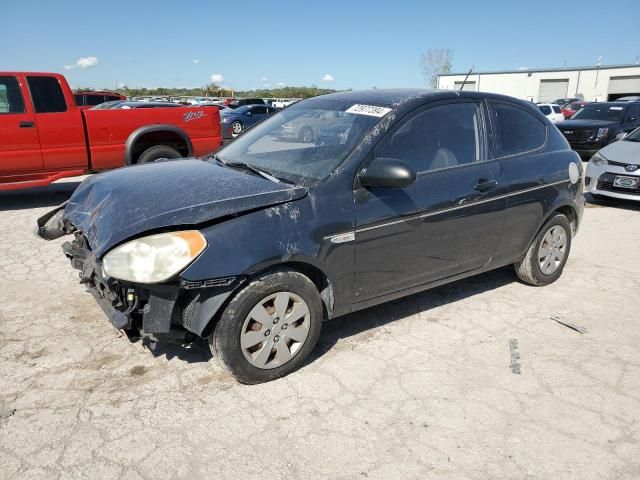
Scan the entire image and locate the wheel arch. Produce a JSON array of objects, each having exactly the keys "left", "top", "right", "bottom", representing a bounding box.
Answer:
[
  {"left": 125, "top": 124, "right": 193, "bottom": 165},
  {"left": 195, "top": 260, "right": 335, "bottom": 339}
]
